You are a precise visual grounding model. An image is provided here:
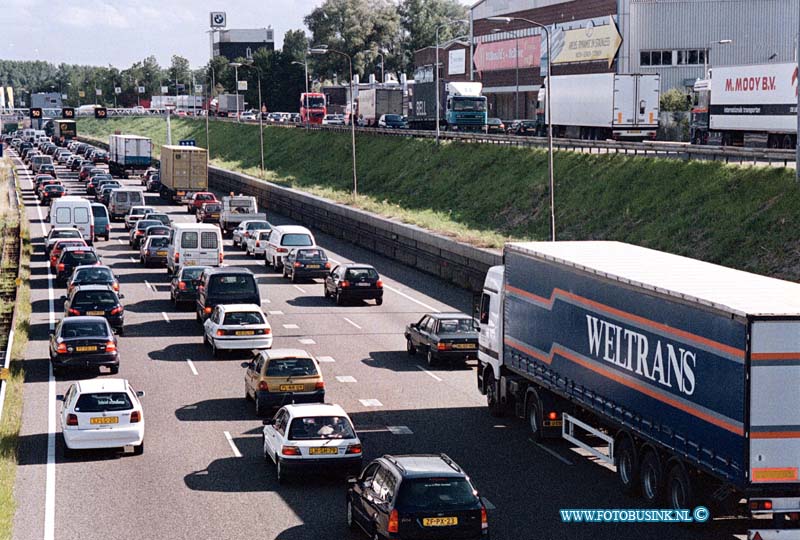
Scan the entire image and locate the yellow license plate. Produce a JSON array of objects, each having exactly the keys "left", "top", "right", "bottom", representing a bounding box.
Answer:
[
  {"left": 423, "top": 517, "right": 458, "bottom": 527},
  {"left": 156, "top": 250, "right": 167, "bottom": 255},
  {"left": 453, "top": 343, "right": 476, "bottom": 349},
  {"left": 89, "top": 416, "right": 119, "bottom": 425},
  {"left": 235, "top": 330, "right": 255, "bottom": 336},
  {"left": 87, "top": 310, "right": 105, "bottom": 316},
  {"left": 75, "top": 346, "right": 98, "bottom": 352},
  {"left": 306, "top": 264, "right": 320, "bottom": 269},
  {"left": 211, "top": 214, "right": 220, "bottom": 218},
  {"left": 279, "top": 384, "right": 304, "bottom": 391},
  {"left": 309, "top": 447, "right": 338, "bottom": 455}
]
